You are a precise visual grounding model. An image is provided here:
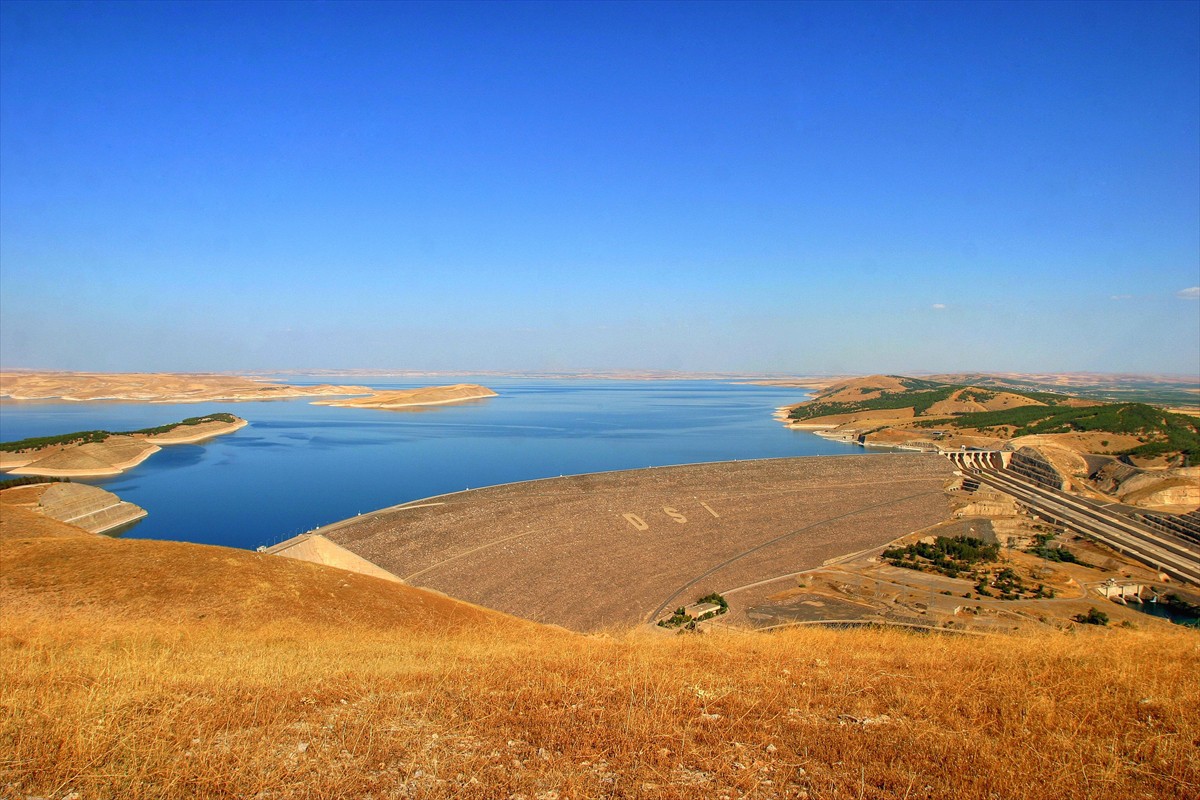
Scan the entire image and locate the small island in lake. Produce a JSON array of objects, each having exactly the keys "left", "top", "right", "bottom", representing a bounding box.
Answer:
[
  {"left": 311, "top": 384, "right": 498, "bottom": 409},
  {"left": 0, "top": 413, "right": 248, "bottom": 477}
]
